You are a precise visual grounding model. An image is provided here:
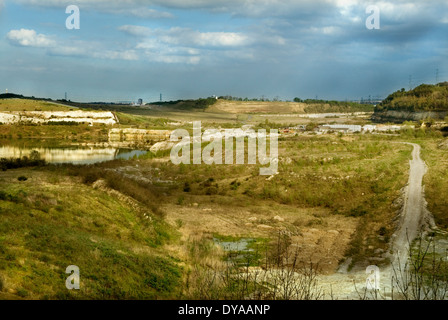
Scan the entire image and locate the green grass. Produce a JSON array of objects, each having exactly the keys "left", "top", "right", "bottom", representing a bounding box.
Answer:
[
  {"left": 419, "top": 136, "right": 448, "bottom": 229},
  {"left": 0, "top": 99, "right": 73, "bottom": 112},
  {"left": 115, "top": 113, "right": 176, "bottom": 129},
  {"left": 213, "top": 234, "right": 269, "bottom": 267},
  {"left": 0, "top": 169, "right": 181, "bottom": 299},
  {"left": 0, "top": 124, "right": 110, "bottom": 143}
]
